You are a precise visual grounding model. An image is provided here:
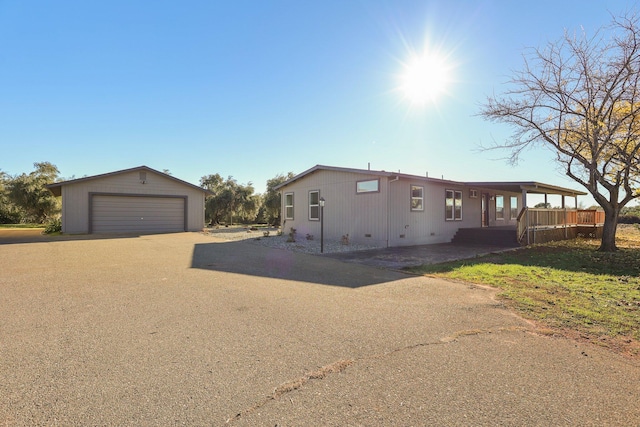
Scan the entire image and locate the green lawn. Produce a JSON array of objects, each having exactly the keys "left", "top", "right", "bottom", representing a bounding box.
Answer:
[
  {"left": 0, "top": 223, "right": 44, "bottom": 229},
  {"left": 408, "top": 224, "right": 640, "bottom": 357}
]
